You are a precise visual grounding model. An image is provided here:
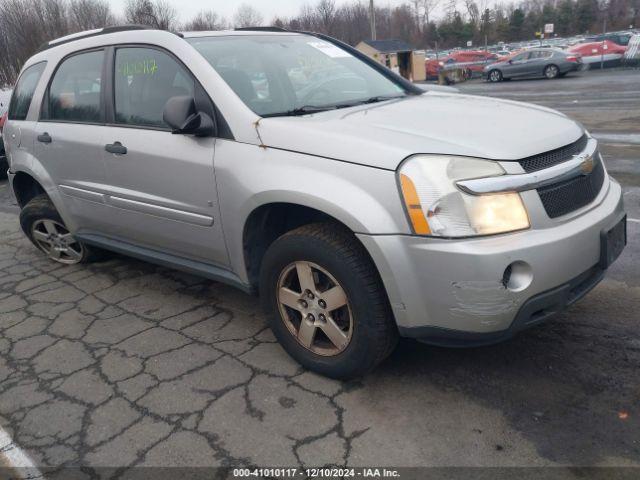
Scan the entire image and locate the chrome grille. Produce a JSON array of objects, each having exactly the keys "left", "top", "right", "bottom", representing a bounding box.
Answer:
[
  {"left": 537, "top": 155, "right": 605, "bottom": 218},
  {"left": 519, "top": 134, "right": 589, "bottom": 173}
]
